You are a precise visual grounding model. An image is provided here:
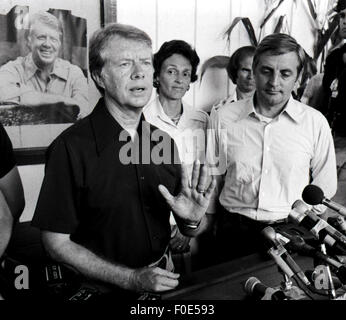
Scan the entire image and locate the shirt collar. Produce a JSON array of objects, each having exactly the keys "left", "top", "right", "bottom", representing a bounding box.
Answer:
[
  {"left": 237, "top": 94, "right": 303, "bottom": 124},
  {"left": 154, "top": 96, "right": 172, "bottom": 124},
  {"left": 90, "top": 98, "right": 150, "bottom": 155},
  {"left": 90, "top": 98, "right": 128, "bottom": 154},
  {"left": 237, "top": 97, "right": 256, "bottom": 121},
  {"left": 151, "top": 96, "right": 191, "bottom": 127},
  {"left": 283, "top": 96, "right": 304, "bottom": 123},
  {"left": 23, "top": 53, "right": 69, "bottom": 81}
]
